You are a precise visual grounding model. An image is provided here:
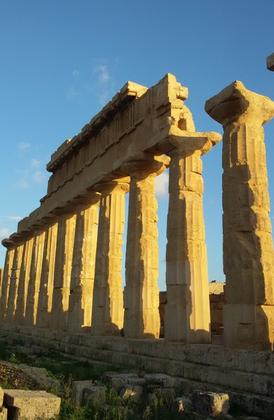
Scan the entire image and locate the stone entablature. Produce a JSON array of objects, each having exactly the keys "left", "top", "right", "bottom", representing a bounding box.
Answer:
[
  {"left": 10, "top": 74, "right": 189, "bottom": 241},
  {"left": 0, "top": 73, "right": 274, "bottom": 359}
]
